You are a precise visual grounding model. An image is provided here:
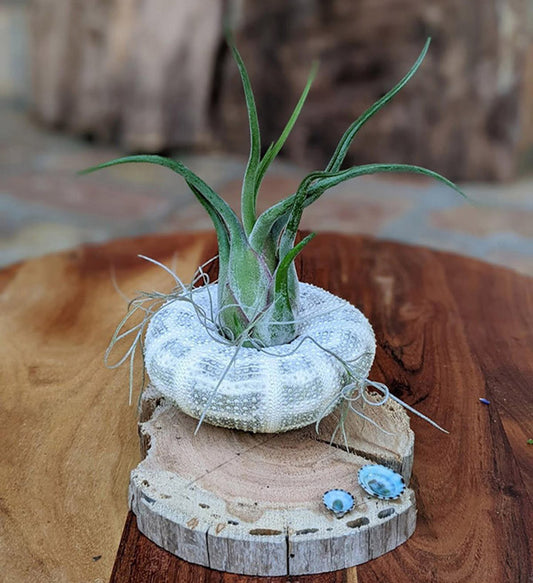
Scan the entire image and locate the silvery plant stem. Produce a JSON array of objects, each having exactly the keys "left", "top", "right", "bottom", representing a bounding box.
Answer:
[{"left": 216, "top": 237, "right": 300, "bottom": 347}]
